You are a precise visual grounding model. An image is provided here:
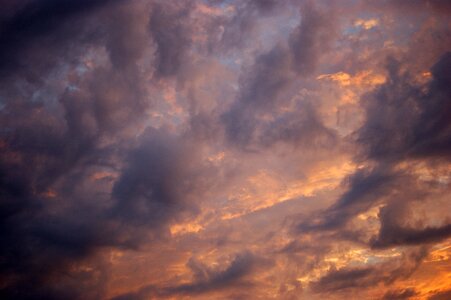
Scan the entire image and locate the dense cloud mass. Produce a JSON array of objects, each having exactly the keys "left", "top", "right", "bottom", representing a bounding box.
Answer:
[{"left": 0, "top": 0, "right": 450, "bottom": 299}]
